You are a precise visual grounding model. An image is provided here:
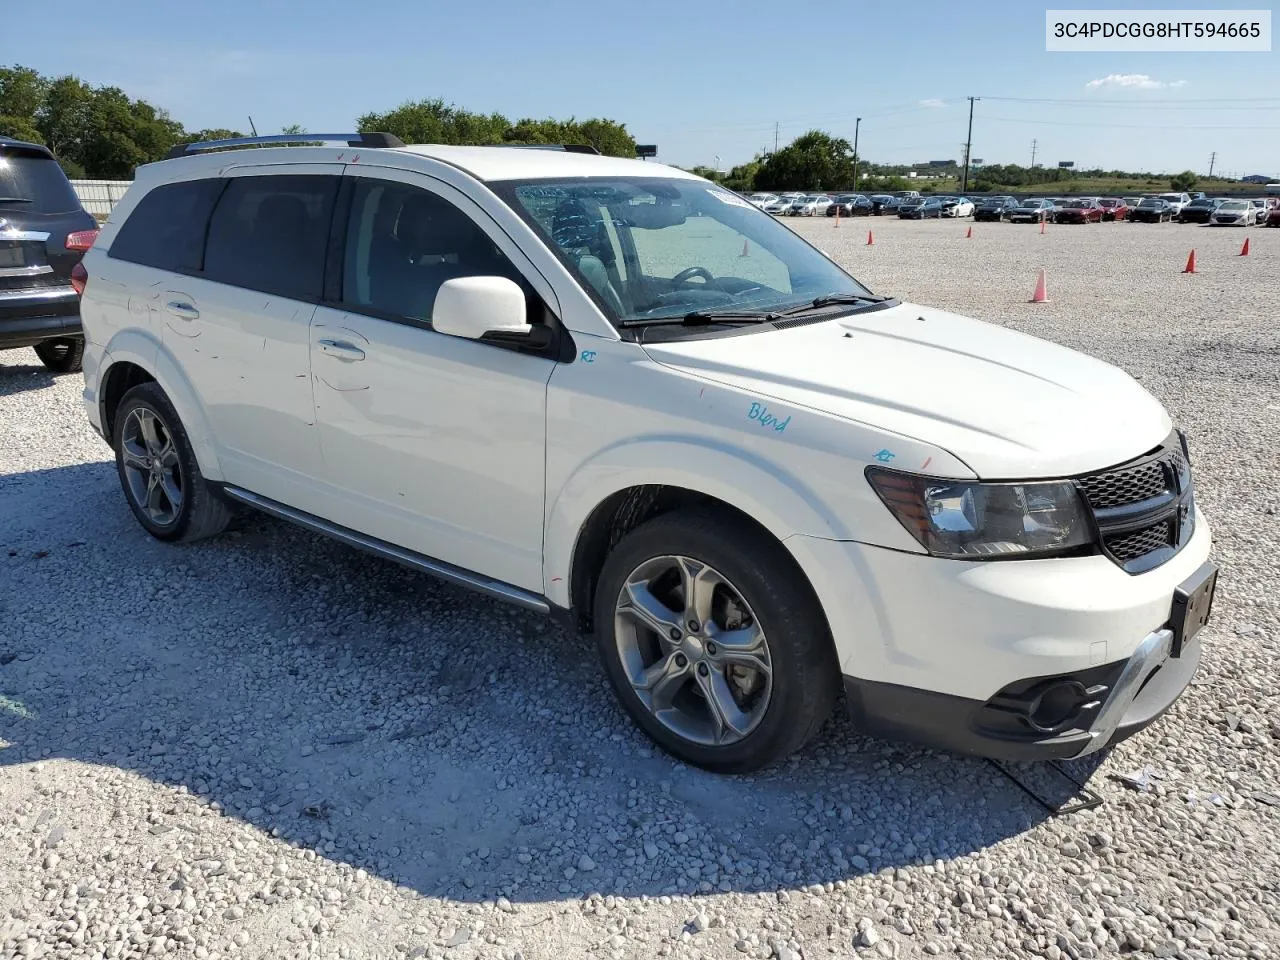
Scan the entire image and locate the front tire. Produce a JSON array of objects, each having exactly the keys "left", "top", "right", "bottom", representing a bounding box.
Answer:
[
  {"left": 33, "top": 337, "right": 84, "bottom": 373},
  {"left": 593, "top": 507, "right": 839, "bottom": 773},
  {"left": 112, "top": 383, "right": 232, "bottom": 543}
]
